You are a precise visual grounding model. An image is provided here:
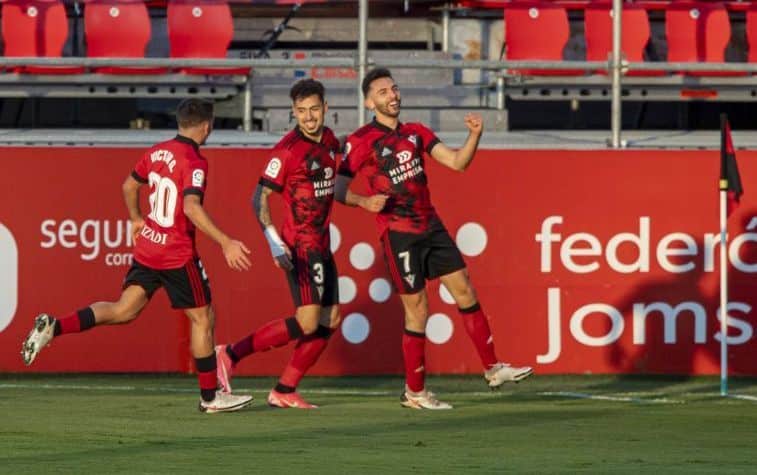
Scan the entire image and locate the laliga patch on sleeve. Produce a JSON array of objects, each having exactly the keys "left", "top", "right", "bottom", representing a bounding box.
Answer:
[
  {"left": 265, "top": 158, "right": 282, "bottom": 178},
  {"left": 192, "top": 169, "right": 205, "bottom": 187}
]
